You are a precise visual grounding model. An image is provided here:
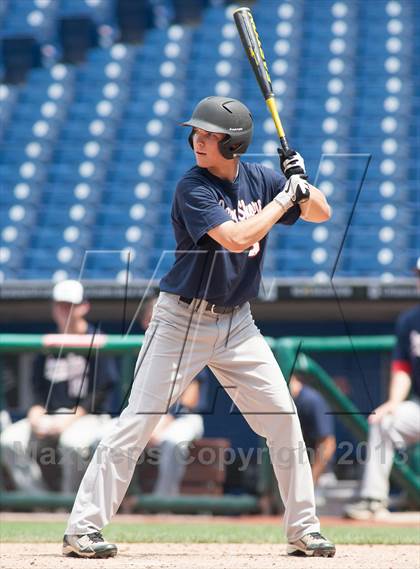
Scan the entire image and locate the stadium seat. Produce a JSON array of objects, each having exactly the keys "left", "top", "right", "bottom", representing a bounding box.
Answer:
[{"left": 0, "top": 0, "right": 418, "bottom": 280}]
